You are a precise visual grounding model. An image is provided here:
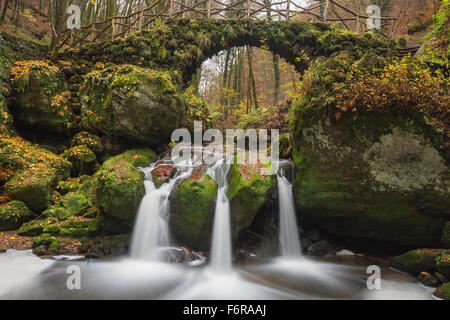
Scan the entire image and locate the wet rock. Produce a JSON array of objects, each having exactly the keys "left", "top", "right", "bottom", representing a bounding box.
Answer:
[
  {"left": 434, "top": 283, "right": 450, "bottom": 300},
  {"left": 436, "top": 253, "right": 450, "bottom": 278},
  {"left": 169, "top": 173, "right": 218, "bottom": 250},
  {"left": 96, "top": 150, "right": 151, "bottom": 232},
  {"left": 307, "top": 240, "right": 335, "bottom": 256},
  {"left": 227, "top": 154, "right": 276, "bottom": 240},
  {"left": 391, "top": 249, "right": 450, "bottom": 275},
  {"left": 0, "top": 201, "right": 34, "bottom": 231},
  {"left": 417, "top": 272, "right": 439, "bottom": 287}
]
